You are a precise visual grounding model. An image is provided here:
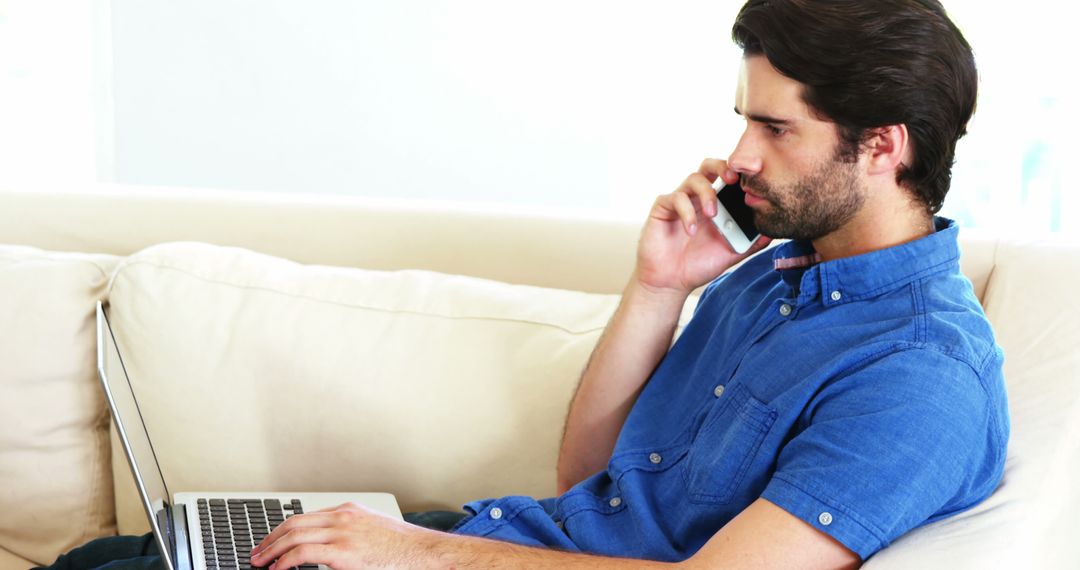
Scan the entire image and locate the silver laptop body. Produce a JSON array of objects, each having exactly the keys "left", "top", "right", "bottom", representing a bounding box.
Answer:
[{"left": 95, "top": 301, "right": 402, "bottom": 570}]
